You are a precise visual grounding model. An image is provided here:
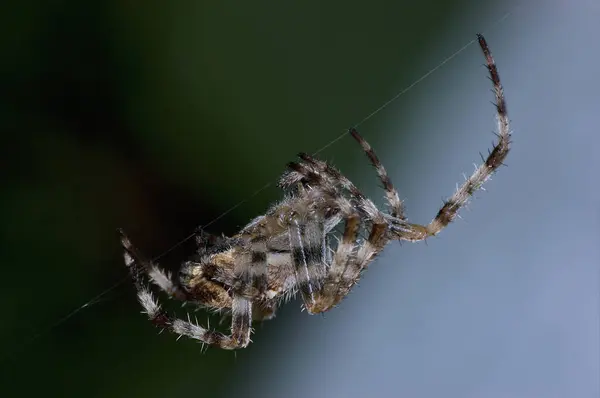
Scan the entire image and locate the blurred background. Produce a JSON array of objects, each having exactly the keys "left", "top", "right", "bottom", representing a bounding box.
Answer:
[{"left": 1, "top": 1, "right": 599, "bottom": 397}]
